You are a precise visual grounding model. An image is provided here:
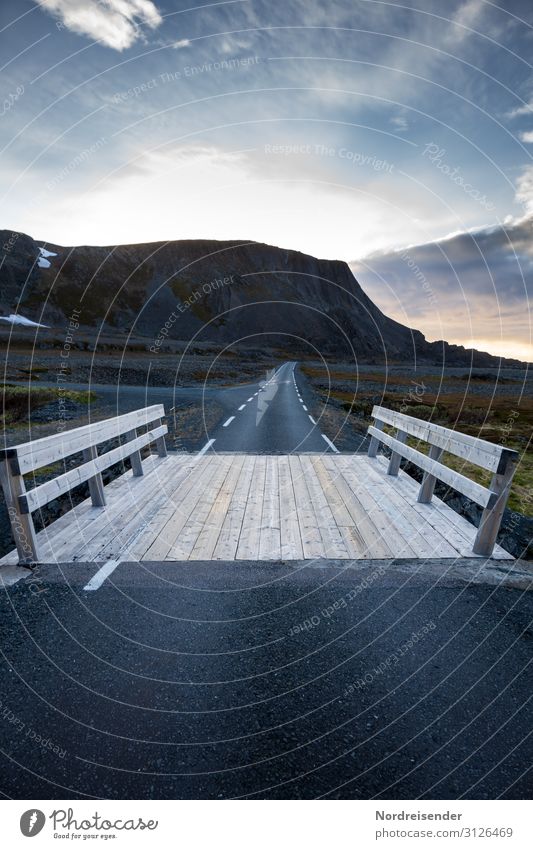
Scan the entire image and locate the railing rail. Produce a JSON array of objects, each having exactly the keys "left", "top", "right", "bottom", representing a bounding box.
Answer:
[
  {"left": 367, "top": 405, "right": 519, "bottom": 557},
  {"left": 0, "top": 405, "right": 168, "bottom": 564}
]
